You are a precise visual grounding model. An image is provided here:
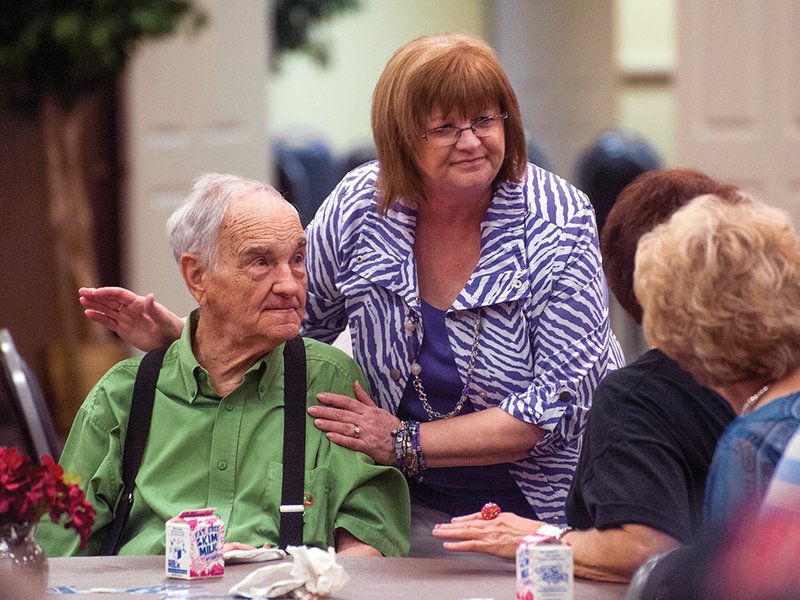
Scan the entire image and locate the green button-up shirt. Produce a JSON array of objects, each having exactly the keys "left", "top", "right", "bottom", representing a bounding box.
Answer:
[{"left": 39, "top": 315, "right": 410, "bottom": 557}]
